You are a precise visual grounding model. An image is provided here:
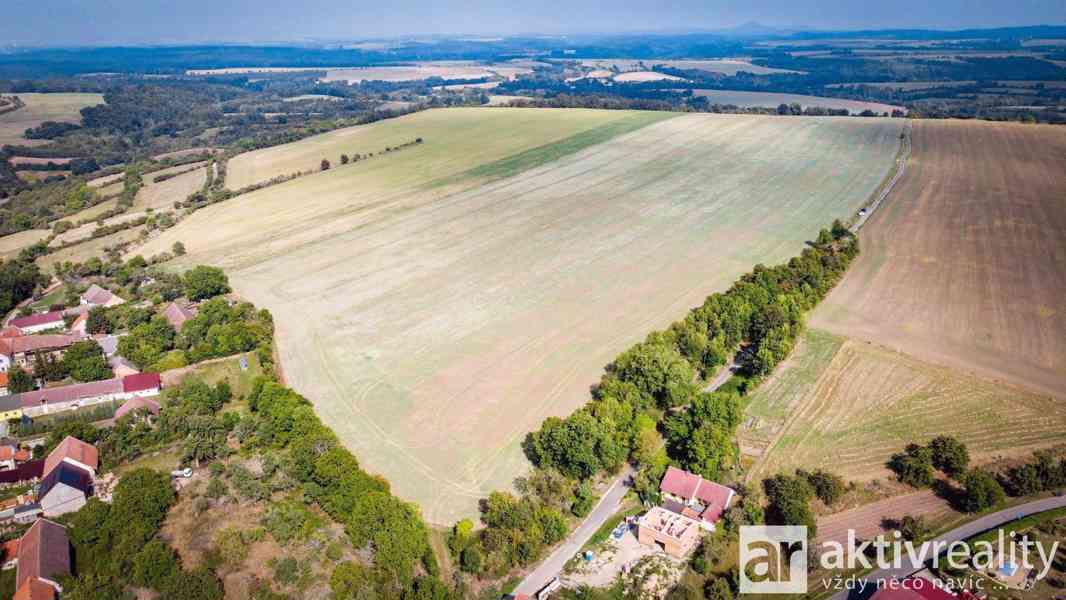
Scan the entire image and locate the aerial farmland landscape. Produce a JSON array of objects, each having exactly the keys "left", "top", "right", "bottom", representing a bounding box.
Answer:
[{"left": 0, "top": 3, "right": 1065, "bottom": 600}]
